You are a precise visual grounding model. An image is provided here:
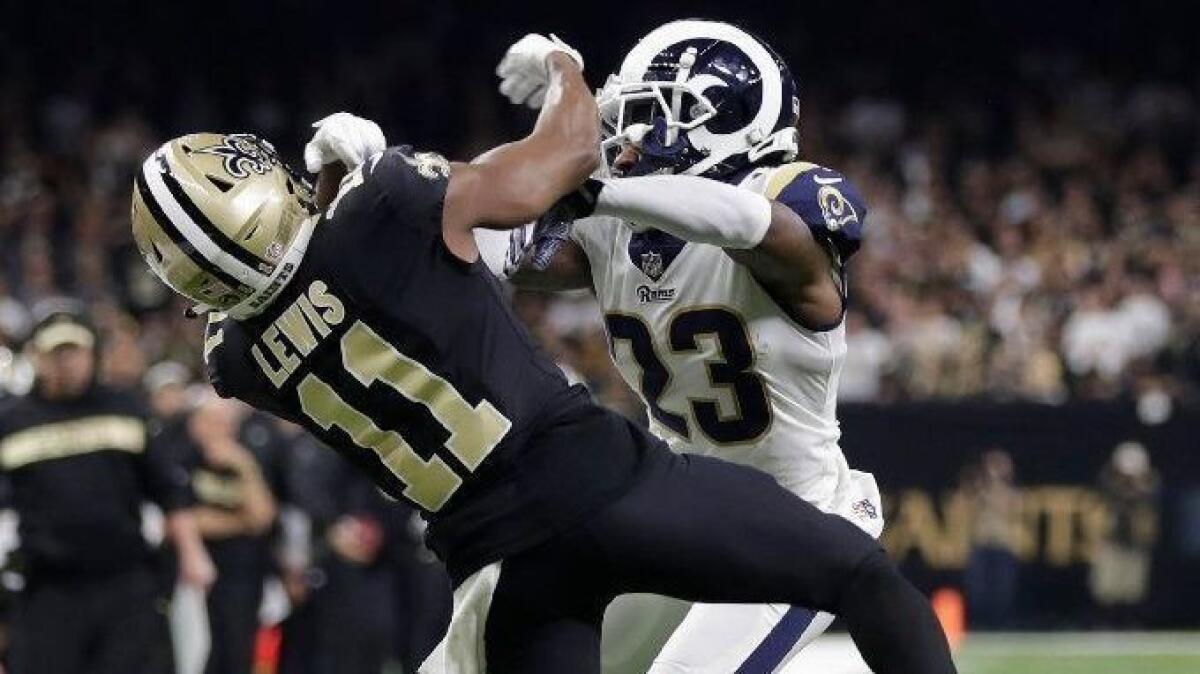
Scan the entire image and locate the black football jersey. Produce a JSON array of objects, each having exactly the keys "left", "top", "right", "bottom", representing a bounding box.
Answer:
[{"left": 206, "top": 147, "right": 651, "bottom": 577}]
